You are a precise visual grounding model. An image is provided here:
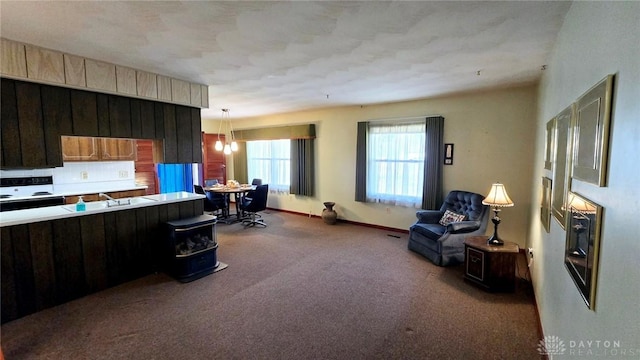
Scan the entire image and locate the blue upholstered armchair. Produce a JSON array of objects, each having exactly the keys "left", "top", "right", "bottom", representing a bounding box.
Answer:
[{"left": 408, "top": 190, "right": 489, "bottom": 266}]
